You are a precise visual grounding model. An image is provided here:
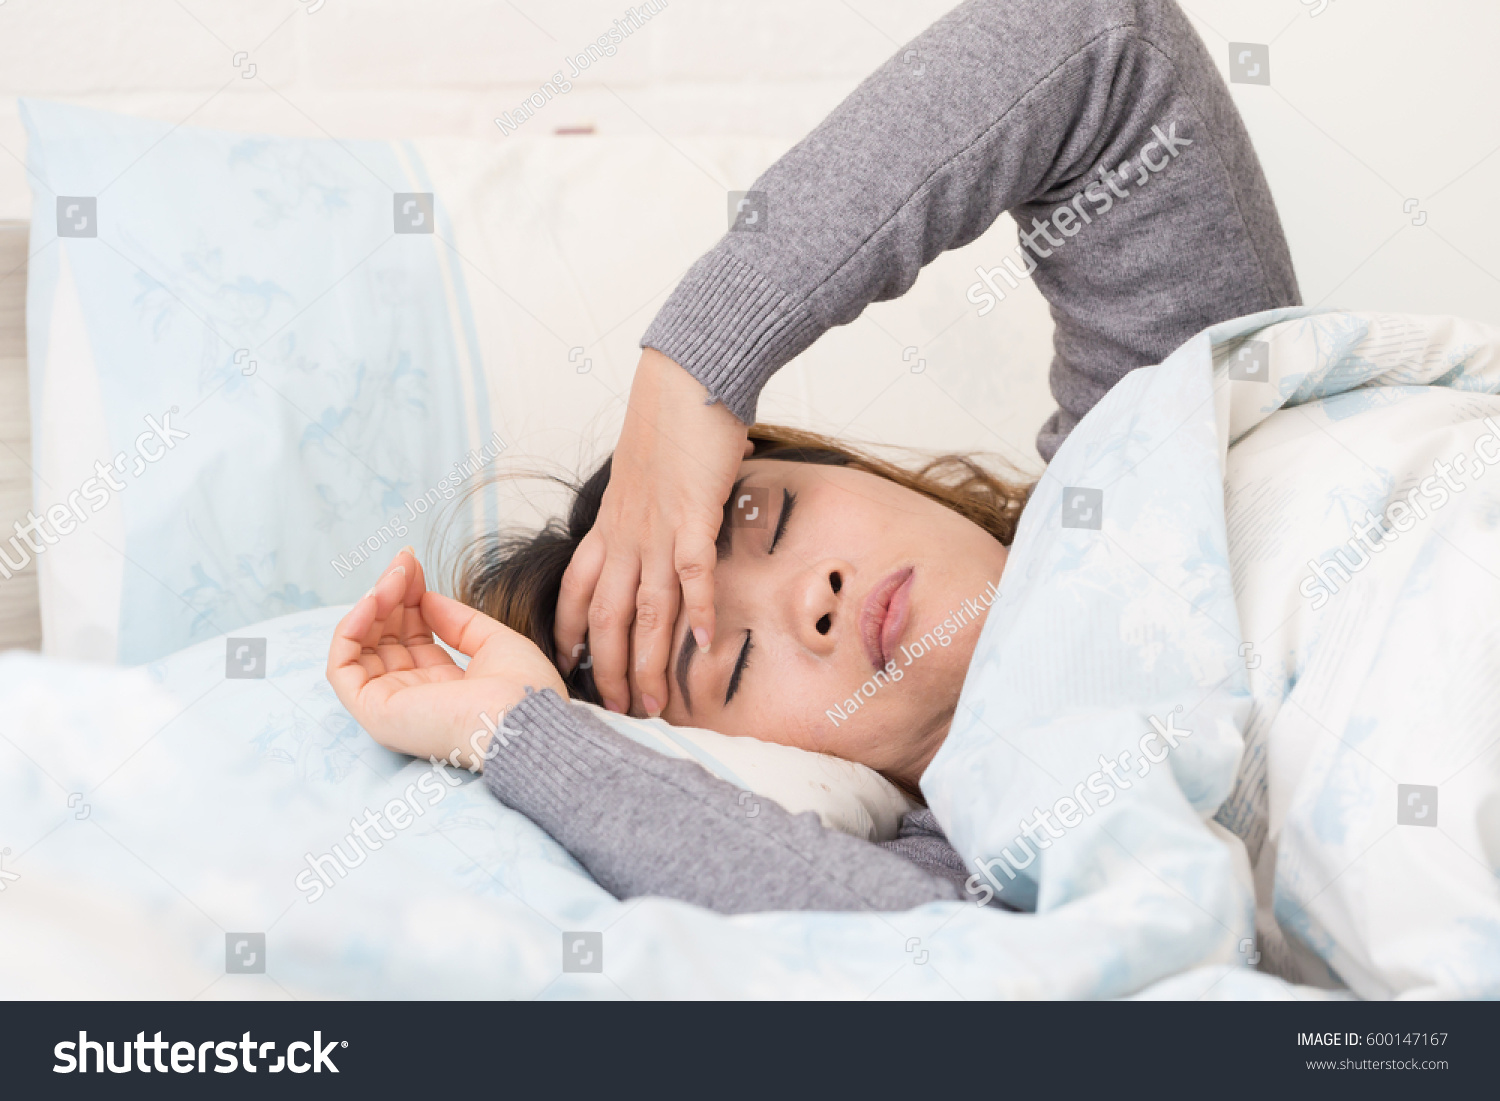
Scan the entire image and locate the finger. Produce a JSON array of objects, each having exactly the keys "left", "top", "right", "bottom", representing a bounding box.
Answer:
[
  {"left": 365, "top": 547, "right": 421, "bottom": 616},
  {"left": 327, "top": 592, "right": 381, "bottom": 711},
  {"left": 421, "top": 590, "right": 515, "bottom": 658},
  {"left": 370, "top": 564, "right": 418, "bottom": 672},
  {"left": 630, "top": 556, "right": 680, "bottom": 717},
  {"left": 586, "top": 555, "right": 640, "bottom": 713},
  {"left": 675, "top": 522, "right": 719, "bottom": 655},
  {"left": 352, "top": 563, "right": 408, "bottom": 660},
  {"left": 372, "top": 547, "right": 446, "bottom": 670},
  {"left": 369, "top": 562, "right": 408, "bottom": 634},
  {"left": 390, "top": 547, "right": 436, "bottom": 648},
  {"left": 555, "top": 530, "right": 606, "bottom": 672},
  {"left": 400, "top": 545, "right": 428, "bottom": 607}
]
